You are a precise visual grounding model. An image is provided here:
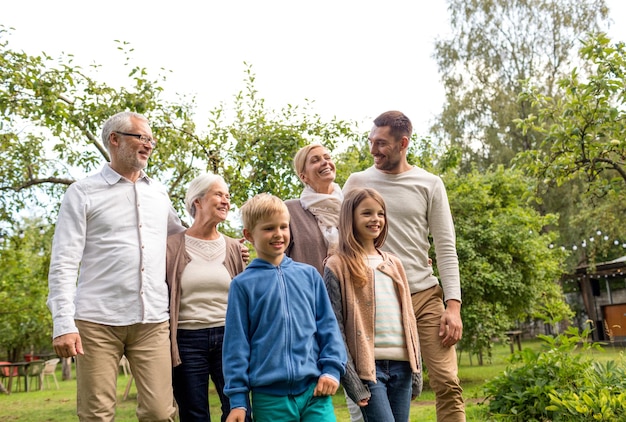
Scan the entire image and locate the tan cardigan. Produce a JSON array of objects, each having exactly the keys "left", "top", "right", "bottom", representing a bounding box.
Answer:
[
  {"left": 165, "top": 231, "right": 245, "bottom": 367},
  {"left": 324, "top": 250, "right": 420, "bottom": 403}
]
